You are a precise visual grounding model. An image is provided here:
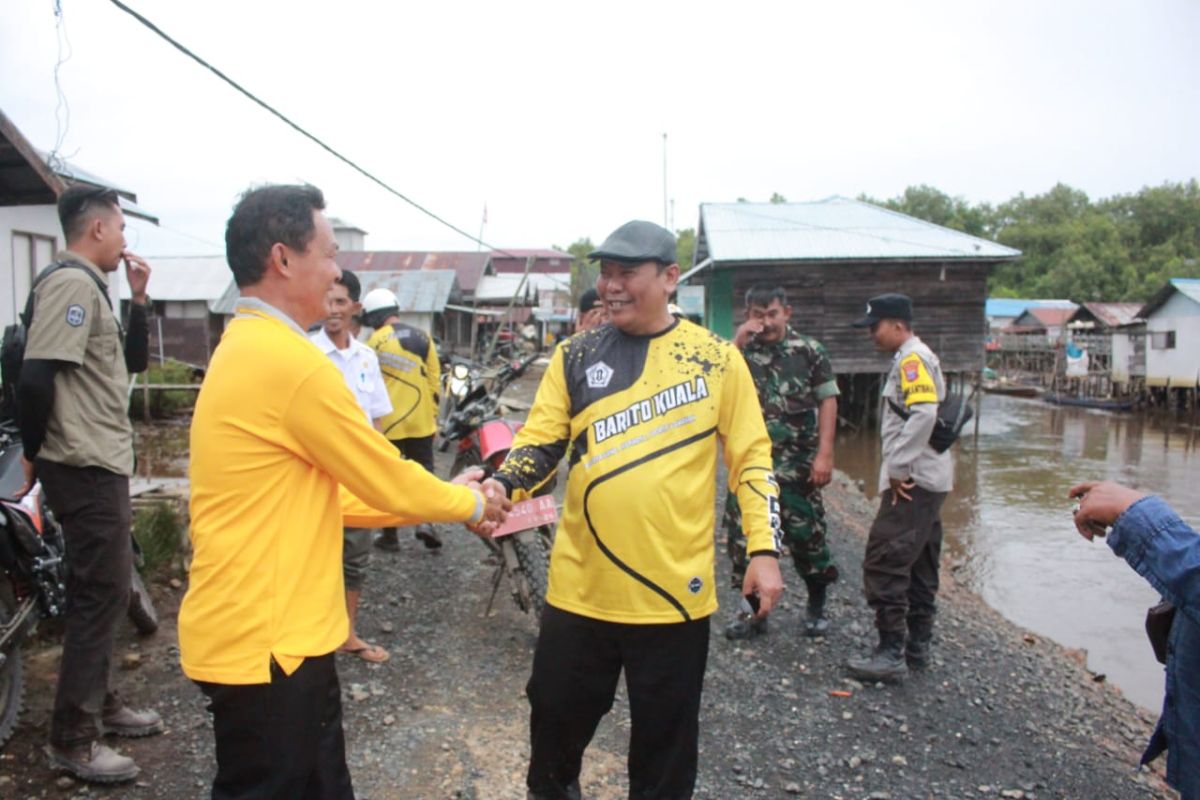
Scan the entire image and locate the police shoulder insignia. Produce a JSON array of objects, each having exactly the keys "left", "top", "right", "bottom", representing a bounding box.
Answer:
[
  {"left": 65, "top": 304, "right": 86, "bottom": 327},
  {"left": 899, "top": 354, "right": 937, "bottom": 406}
]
